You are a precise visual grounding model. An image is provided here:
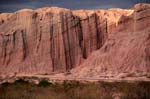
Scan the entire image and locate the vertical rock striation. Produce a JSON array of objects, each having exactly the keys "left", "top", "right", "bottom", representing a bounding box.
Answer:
[
  {"left": 71, "top": 3, "right": 150, "bottom": 78},
  {"left": 0, "top": 3, "right": 149, "bottom": 77}
]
